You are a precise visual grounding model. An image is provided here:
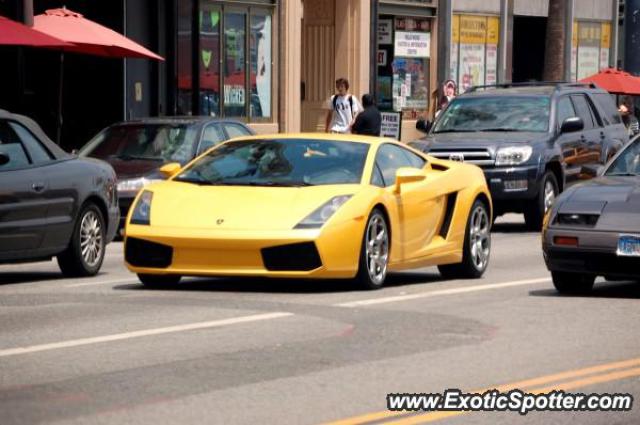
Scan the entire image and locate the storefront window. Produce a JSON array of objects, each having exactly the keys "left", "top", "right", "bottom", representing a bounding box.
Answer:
[
  {"left": 177, "top": 0, "right": 193, "bottom": 115},
  {"left": 199, "top": 4, "right": 220, "bottom": 116},
  {"left": 250, "top": 14, "right": 272, "bottom": 119},
  {"left": 224, "top": 12, "right": 247, "bottom": 117},
  {"left": 376, "top": 16, "right": 430, "bottom": 118}
]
